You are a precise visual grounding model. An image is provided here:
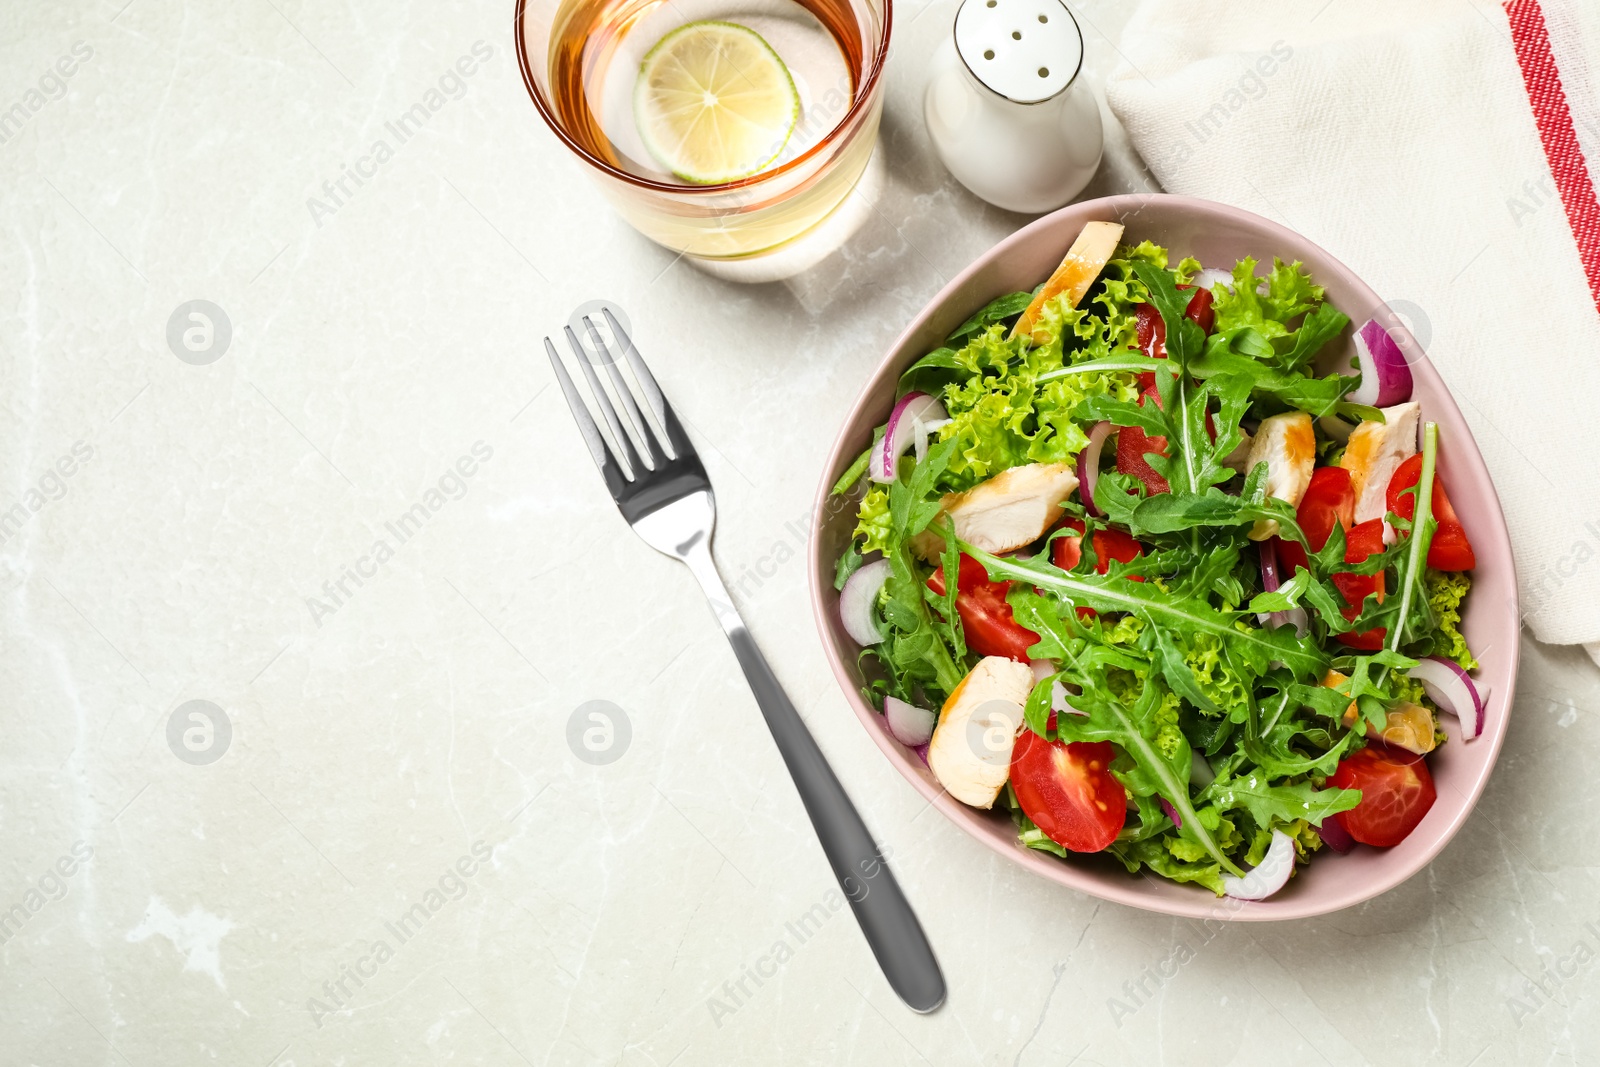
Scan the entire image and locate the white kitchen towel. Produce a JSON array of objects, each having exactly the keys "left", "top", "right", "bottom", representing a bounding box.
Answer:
[{"left": 1104, "top": 0, "right": 1600, "bottom": 662}]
